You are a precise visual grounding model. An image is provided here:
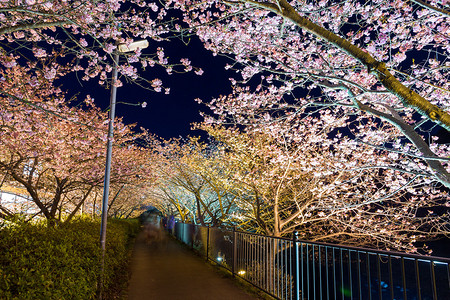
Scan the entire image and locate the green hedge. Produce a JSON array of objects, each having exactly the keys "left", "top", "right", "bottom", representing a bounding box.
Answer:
[{"left": 0, "top": 218, "right": 139, "bottom": 300}]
